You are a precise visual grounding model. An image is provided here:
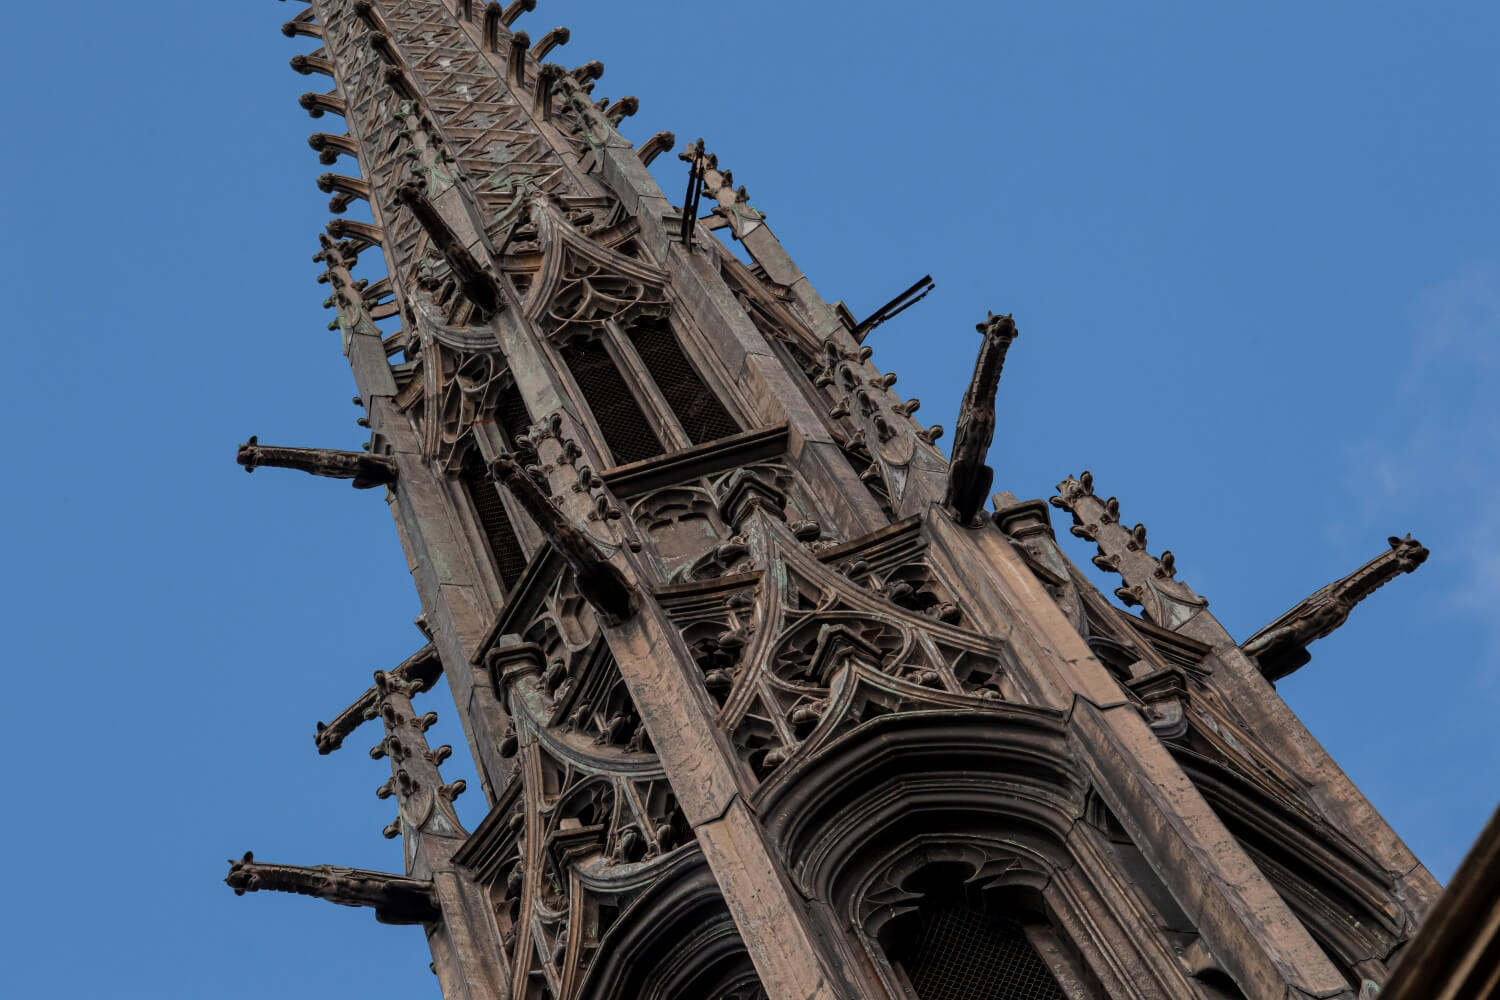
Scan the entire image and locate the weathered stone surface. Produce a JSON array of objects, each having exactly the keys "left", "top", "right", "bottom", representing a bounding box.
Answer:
[
  {"left": 1379, "top": 804, "right": 1500, "bottom": 1000},
  {"left": 235, "top": 437, "right": 397, "bottom": 488},
  {"left": 223, "top": 853, "right": 441, "bottom": 925},
  {"left": 225, "top": 3, "right": 1478, "bottom": 997},
  {"left": 698, "top": 798, "right": 847, "bottom": 1000},
  {"left": 1242, "top": 534, "right": 1428, "bottom": 681}
]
